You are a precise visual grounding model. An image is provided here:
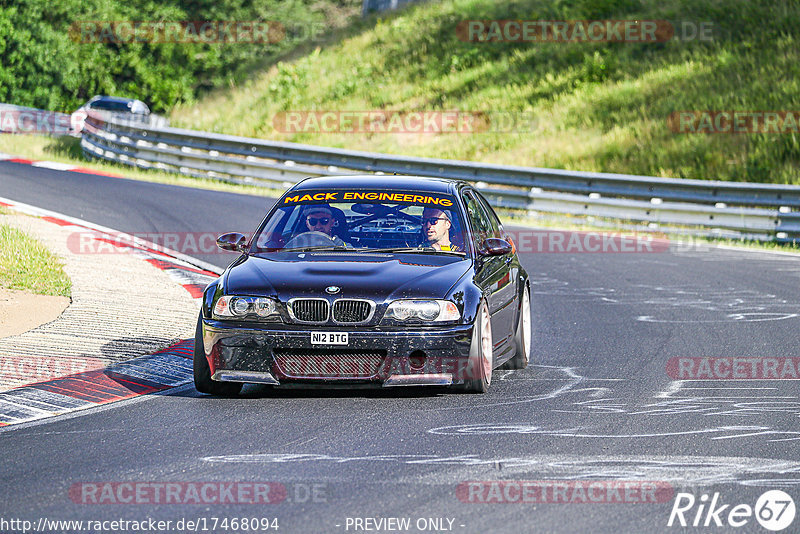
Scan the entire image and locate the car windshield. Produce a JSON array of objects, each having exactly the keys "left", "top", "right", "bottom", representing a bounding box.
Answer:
[
  {"left": 89, "top": 99, "right": 135, "bottom": 112},
  {"left": 251, "top": 190, "right": 468, "bottom": 255}
]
